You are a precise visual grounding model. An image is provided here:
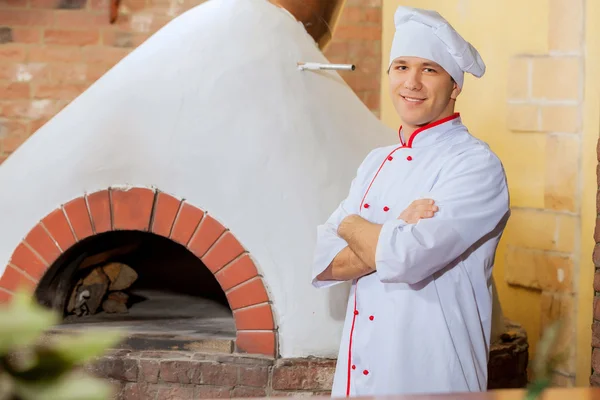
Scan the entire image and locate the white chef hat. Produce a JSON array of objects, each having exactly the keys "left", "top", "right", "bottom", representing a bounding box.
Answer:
[{"left": 388, "top": 6, "right": 485, "bottom": 88}]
